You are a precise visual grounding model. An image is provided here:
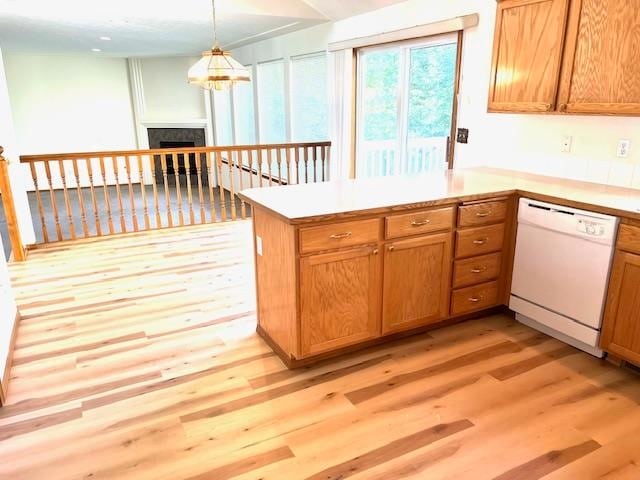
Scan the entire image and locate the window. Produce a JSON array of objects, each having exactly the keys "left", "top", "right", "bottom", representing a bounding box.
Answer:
[
  {"left": 233, "top": 72, "right": 256, "bottom": 145},
  {"left": 290, "top": 53, "right": 328, "bottom": 142},
  {"left": 213, "top": 89, "right": 233, "bottom": 146},
  {"left": 356, "top": 33, "right": 459, "bottom": 178},
  {"left": 257, "top": 59, "right": 286, "bottom": 143}
]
